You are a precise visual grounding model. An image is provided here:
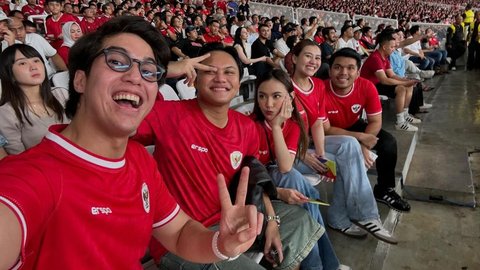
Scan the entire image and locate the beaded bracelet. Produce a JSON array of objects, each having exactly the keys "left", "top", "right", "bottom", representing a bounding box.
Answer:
[{"left": 211, "top": 231, "right": 241, "bottom": 261}]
